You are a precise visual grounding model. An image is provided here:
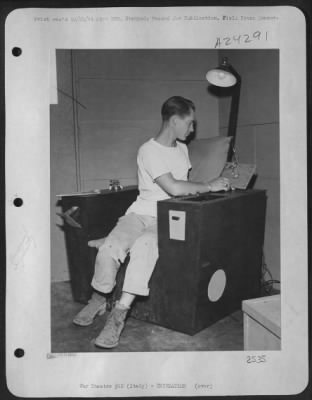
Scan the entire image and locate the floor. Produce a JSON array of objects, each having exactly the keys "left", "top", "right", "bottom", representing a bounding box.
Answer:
[{"left": 51, "top": 281, "right": 244, "bottom": 353}]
